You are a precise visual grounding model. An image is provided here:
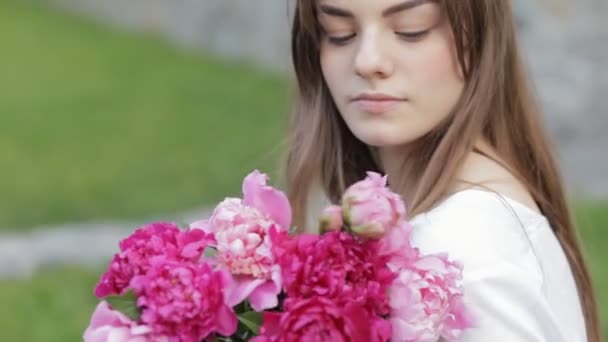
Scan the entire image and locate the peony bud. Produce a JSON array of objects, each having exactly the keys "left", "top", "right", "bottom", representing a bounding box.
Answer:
[
  {"left": 350, "top": 222, "right": 387, "bottom": 240},
  {"left": 319, "top": 205, "right": 344, "bottom": 233},
  {"left": 342, "top": 172, "right": 407, "bottom": 239}
]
